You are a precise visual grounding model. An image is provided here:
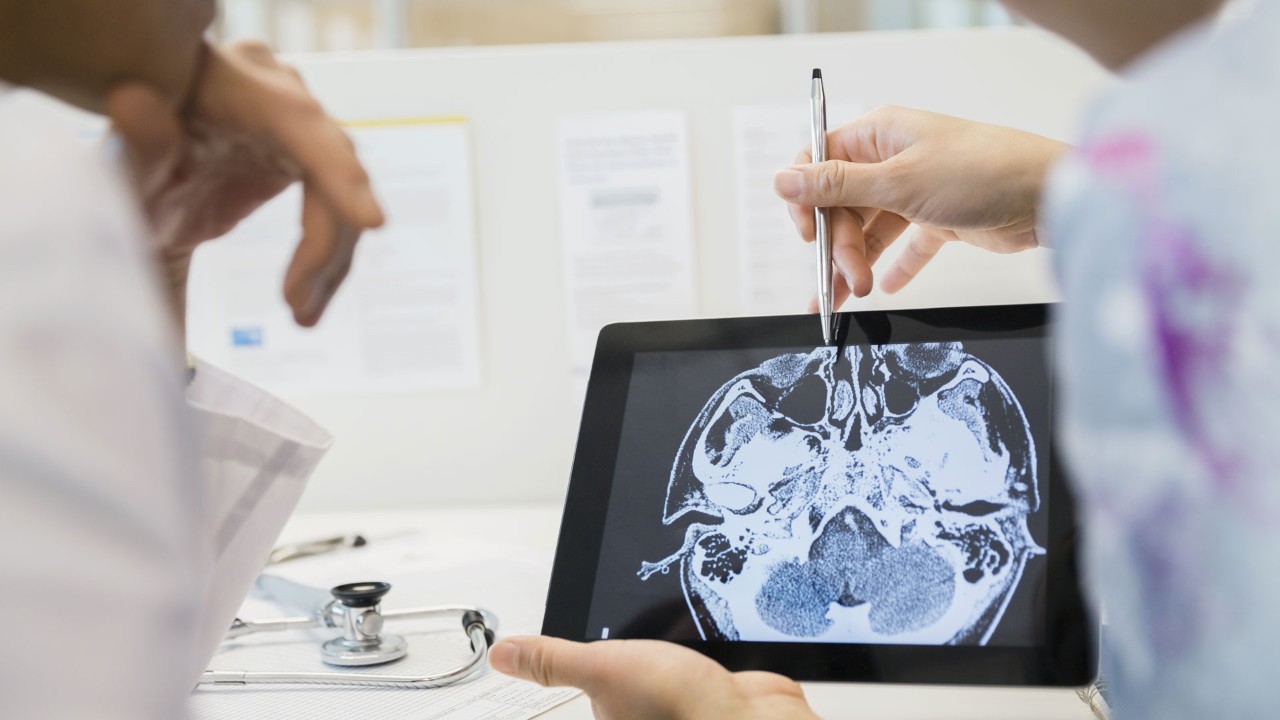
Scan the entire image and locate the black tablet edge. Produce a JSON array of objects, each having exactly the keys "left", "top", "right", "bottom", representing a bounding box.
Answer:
[{"left": 543, "top": 323, "right": 640, "bottom": 641}]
